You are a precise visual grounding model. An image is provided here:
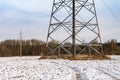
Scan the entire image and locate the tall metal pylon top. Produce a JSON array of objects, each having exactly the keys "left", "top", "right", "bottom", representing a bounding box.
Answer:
[{"left": 46, "top": 0, "right": 104, "bottom": 58}]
